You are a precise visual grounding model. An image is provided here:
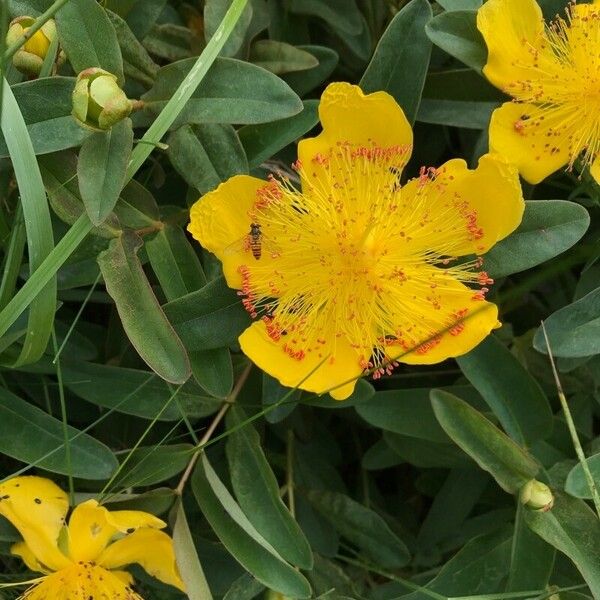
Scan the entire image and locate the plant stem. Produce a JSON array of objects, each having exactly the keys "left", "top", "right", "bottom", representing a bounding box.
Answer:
[
  {"left": 286, "top": 429, "right": 295, "bottom": 517},
  {"left": 4, "top": 0, "right": 72, "bottom": 62},
  {"left": 541, "top": 321, "right": 600, "bottom": 519},
  {"left": 175, "top": 363, "right": 251, "bottom": 496}
]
